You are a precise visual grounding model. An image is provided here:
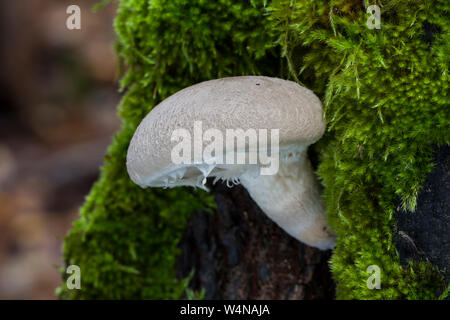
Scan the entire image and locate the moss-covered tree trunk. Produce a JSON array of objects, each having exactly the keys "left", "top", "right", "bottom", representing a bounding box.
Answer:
[{"left": 59, "top": 0, "right": 449, "bottom": 300}]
